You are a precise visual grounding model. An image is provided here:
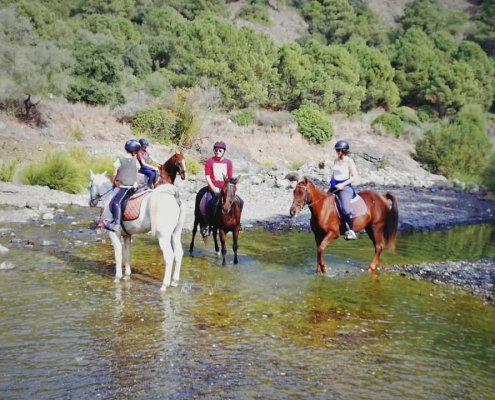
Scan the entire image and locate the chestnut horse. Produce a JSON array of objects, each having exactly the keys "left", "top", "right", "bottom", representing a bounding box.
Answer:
[
  {"left": 289, "top": 177, "right": 398, "bottom": 273},
  {"left": 155, "top": 150, "right": 187, "bottom": 186},
  {"left": 189, "top": 176, "right": 243, "bottom": 265}
]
